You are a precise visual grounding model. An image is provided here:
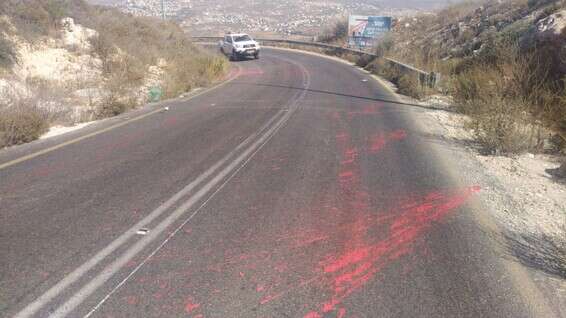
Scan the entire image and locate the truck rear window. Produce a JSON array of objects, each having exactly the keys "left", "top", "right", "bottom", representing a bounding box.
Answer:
[{"left": 234, "top": 35, "right": 252, "bottom": 42}]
